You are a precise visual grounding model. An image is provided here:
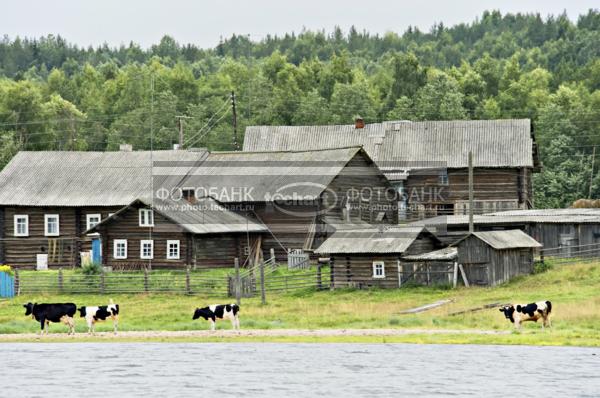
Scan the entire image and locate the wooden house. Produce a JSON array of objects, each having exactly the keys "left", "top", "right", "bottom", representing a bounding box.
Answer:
[
  {"left": 243, "top": 119, "right": 540, "bottom": 220},
  {"left": 313, "top": 226, "right": 441, "bottom": 289},
  {"left": 86, "top": 197, "right": 266, "bottom": 269},
  {"left": 453, "top": 230, "right": 541, "bottom": 286},
  {"left": 0, "top": 148, "right": 207, "bottom": 268},
  {"left": 412, "top": 208, "right": 600, "bottom": 257},
  {"left": 179, "top": 146, "right": 398, "bottom": 261}
]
